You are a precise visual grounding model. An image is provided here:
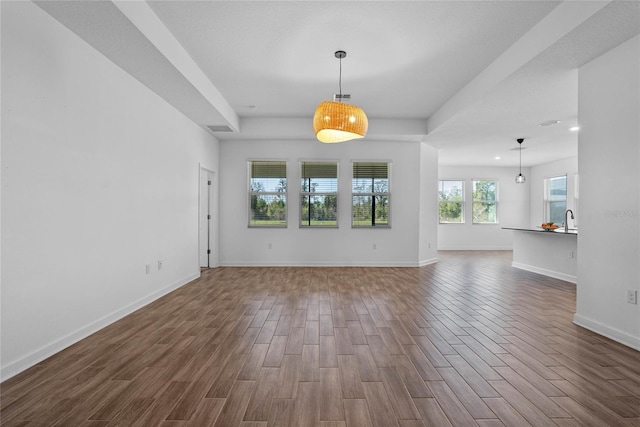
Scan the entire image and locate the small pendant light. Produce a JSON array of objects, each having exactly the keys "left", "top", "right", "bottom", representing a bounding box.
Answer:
[{"left": 516, "top": 138, "right": 526, "bottom": 184}]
